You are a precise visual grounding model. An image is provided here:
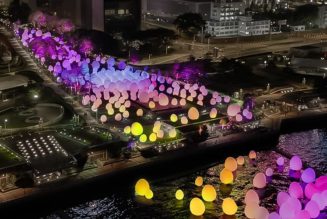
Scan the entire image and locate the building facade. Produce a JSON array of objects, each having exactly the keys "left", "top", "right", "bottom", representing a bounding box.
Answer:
[
  {"left": 238, "top": 16, "right": 270, "bottom": 36},
  {"left": 143, "top": 0, "right": 212, "bottom": 21},
  {"left": 210, "top": 0, "right": 245, "bottom": 21},
  {"left": 206, "top": 20, "right": 239, "bottom": 37},
  {"left": 317, "top": 5, "right": 327, "bottom": 29},
  {"left": 206, "top": 0, "right": 245, "bottom": 37}
]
